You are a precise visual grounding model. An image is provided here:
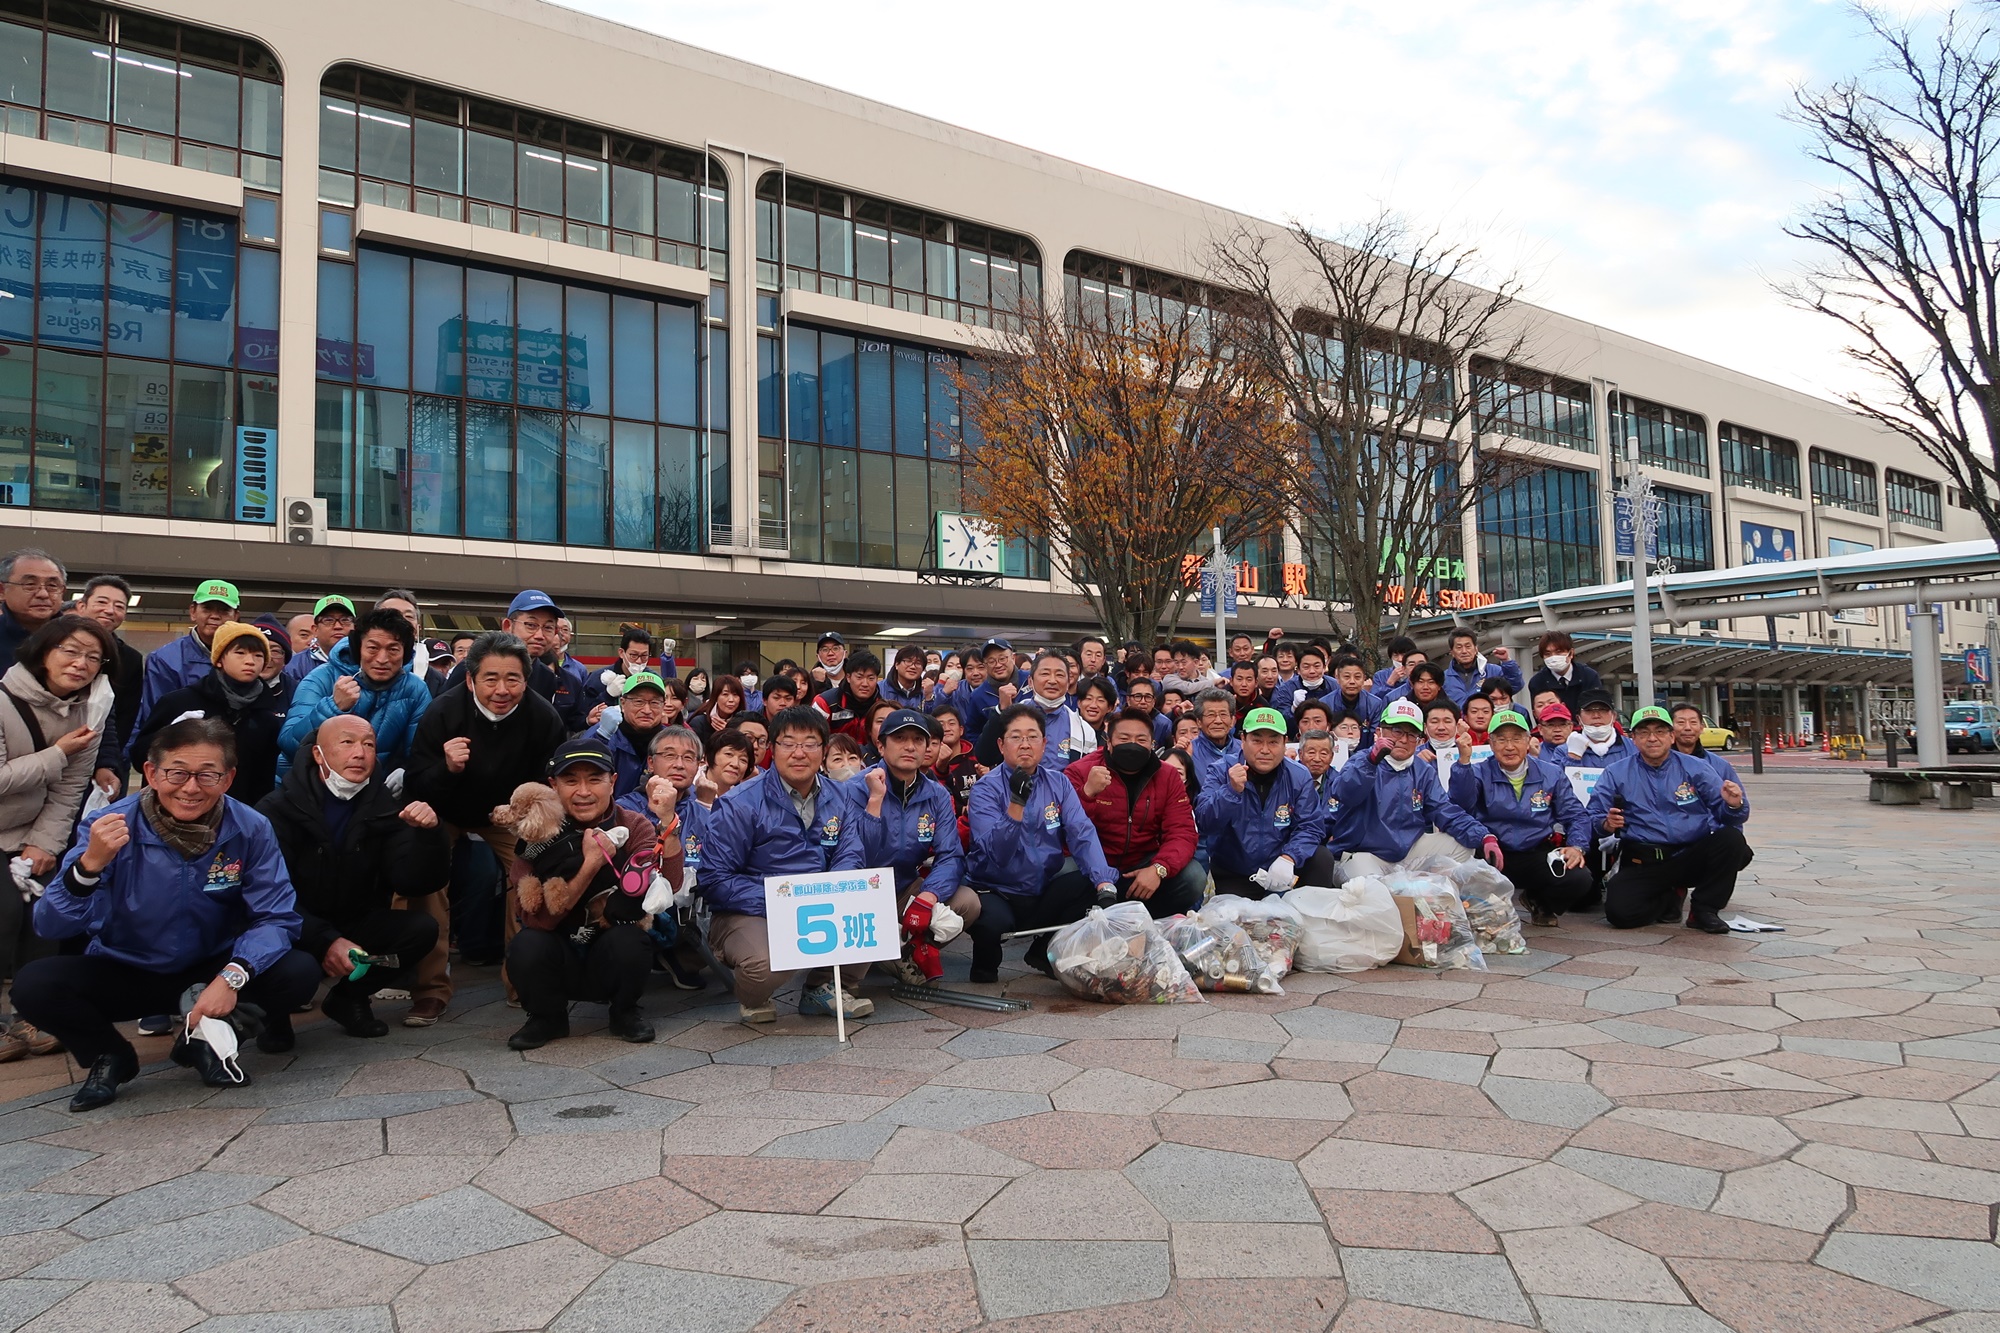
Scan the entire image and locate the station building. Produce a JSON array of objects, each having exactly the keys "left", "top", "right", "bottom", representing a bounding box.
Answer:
[{"left": 0, "top": 0, "right": 1987, "bottom": 719}]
